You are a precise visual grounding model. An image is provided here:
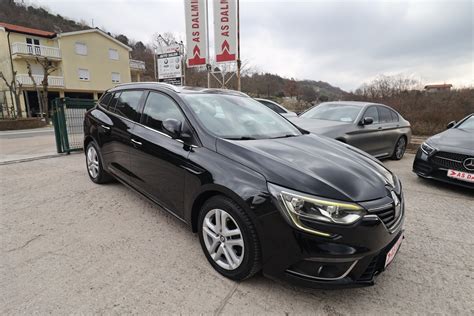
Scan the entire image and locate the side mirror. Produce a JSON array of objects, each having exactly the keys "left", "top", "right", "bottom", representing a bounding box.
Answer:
[
  {"left": 162, "top": 118, "right": 182, "bottom": 139},
  {"left": 446, "top": 121, "right": 456, "bottom": 129},
  {"left": 360, "top": 117, "right": 374, "bottom": 126}
]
